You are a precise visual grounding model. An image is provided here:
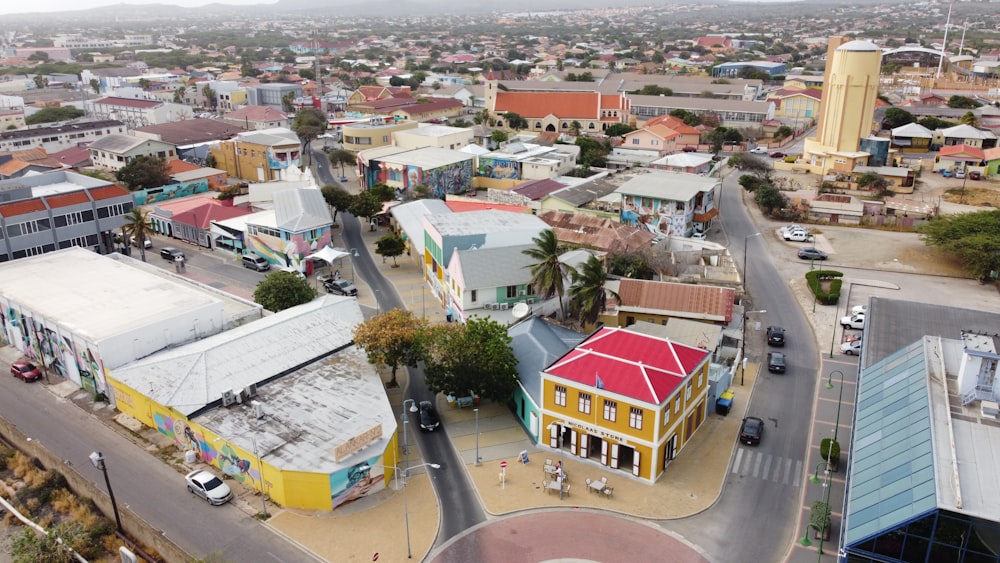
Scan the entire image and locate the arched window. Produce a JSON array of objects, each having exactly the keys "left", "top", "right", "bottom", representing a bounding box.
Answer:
[
  {"left": 535, "top": 122, "right": 542, "bottom": 129},
  {"left": 561, "top": 123, "right": 568, "bottom": 129},
  {"left": 588, "top": 123, "right": 596, "bottom": 129}
]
